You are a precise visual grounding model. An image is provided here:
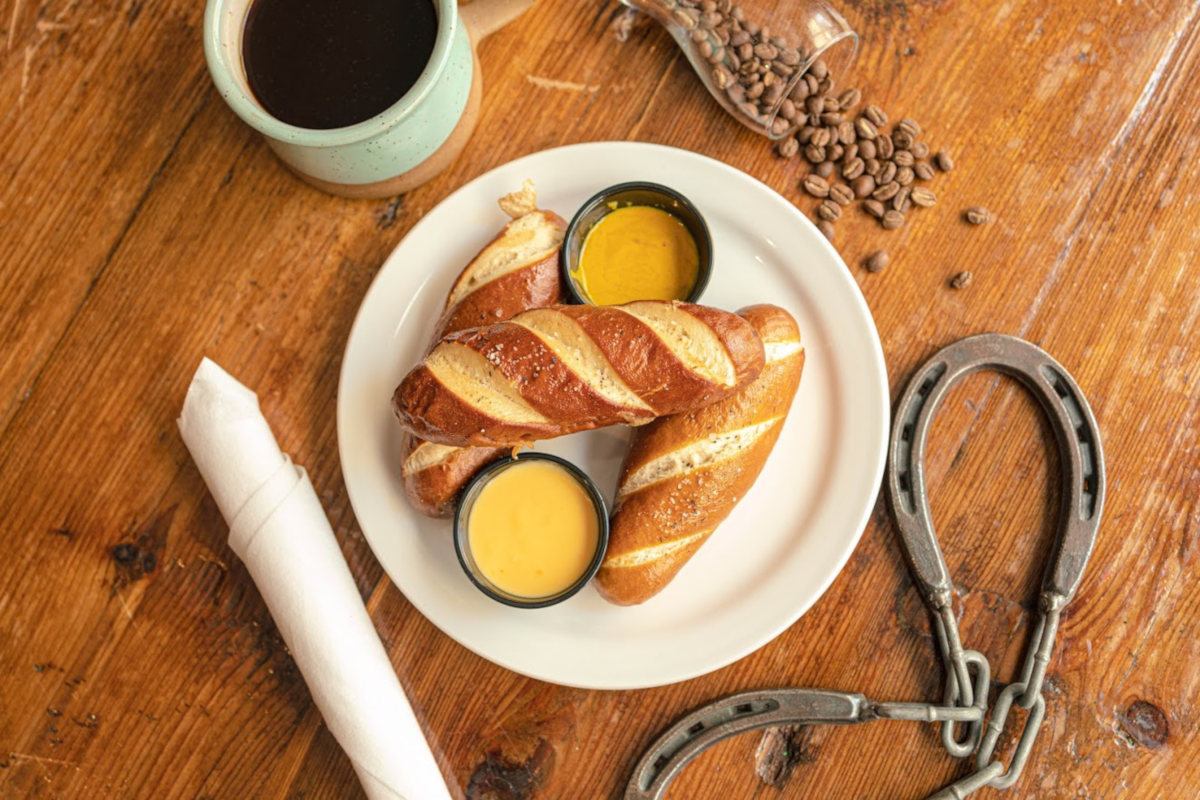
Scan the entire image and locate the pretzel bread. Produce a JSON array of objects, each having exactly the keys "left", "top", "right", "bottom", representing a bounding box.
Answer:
[
  {"left": 594, "top": 304, "right": 805, "bottom": 605},
  {"left": 392, "top": 301, "right": 766, "bottom": 447},
  {"left": 400, "top": 181, "right": 567, "bottom": 517}
]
